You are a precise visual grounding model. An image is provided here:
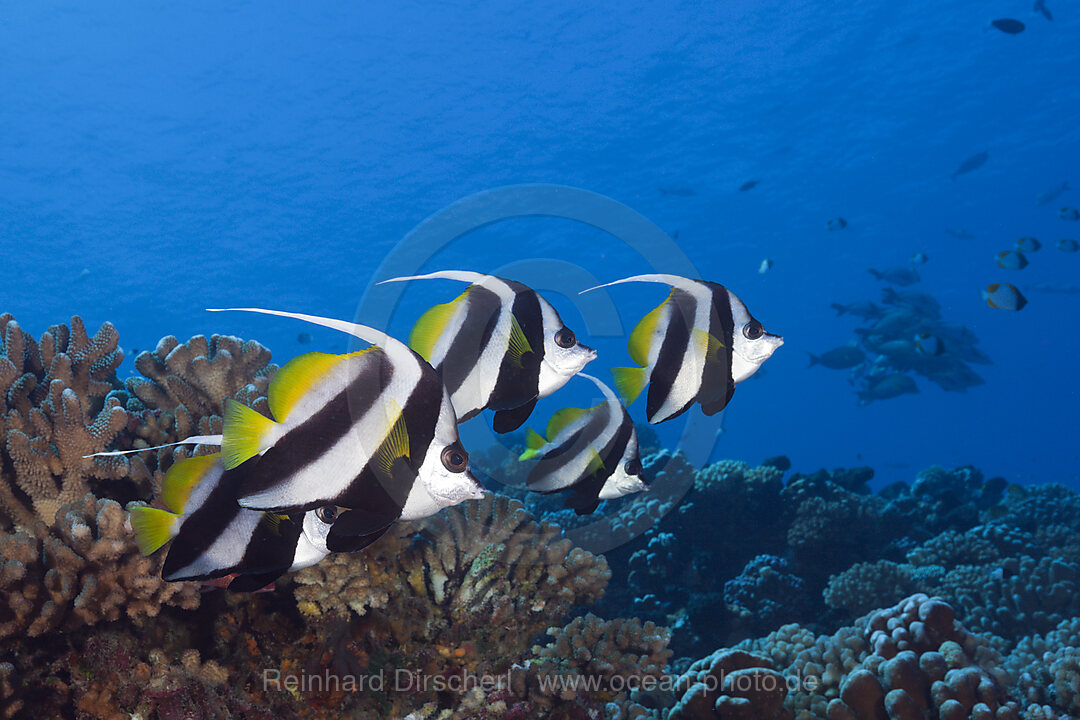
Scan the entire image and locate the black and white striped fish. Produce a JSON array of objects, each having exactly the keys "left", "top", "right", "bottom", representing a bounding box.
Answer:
[
  {"left": 129, "top": 453, "right": 347, "bottom": 591},
  {"left": 378, "top": 271, "right": 596, "bottom": 433},
  {"left": 208, "top": 308, "right": 485, "bottom": 544},
  {"left": 518, "top": 373, "right": 645, "bottom": 515},
  {"left": 583, "top": 274, "right": 783, "bottom": 424}
]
